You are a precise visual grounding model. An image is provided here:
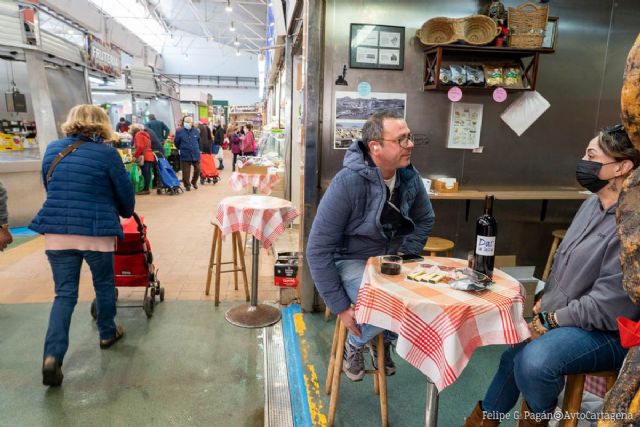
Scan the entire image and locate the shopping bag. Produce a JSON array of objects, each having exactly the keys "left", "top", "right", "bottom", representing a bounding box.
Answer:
[
  {"left": 618, "top": 317, "right": 640, "bottom": 348},
  {"left": 129, "top": 163, "right": 145, "bottom": 193}
]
